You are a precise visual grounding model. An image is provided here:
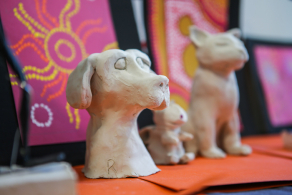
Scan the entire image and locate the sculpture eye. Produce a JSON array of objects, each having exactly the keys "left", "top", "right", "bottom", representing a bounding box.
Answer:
[
  {"left": 114, "top": 58, "right": 126, "bottom": 70},
  {"left": 216, "top": 42, "right": 228, "bottom": 46},
  {"left": 136, "top": 57, "right": 151, "bottom": 70},
  {"left": 136, "top": 57, "right": 143, "bottom": 67}
]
